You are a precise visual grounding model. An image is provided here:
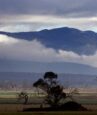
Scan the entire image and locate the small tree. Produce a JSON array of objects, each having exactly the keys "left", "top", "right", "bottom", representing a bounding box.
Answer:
[
  {"left": 33, "top": 72, "right": 66, "bottom": 107},
  {"left": 17, "top": 91, "right": 28, "bottom": 104}
]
